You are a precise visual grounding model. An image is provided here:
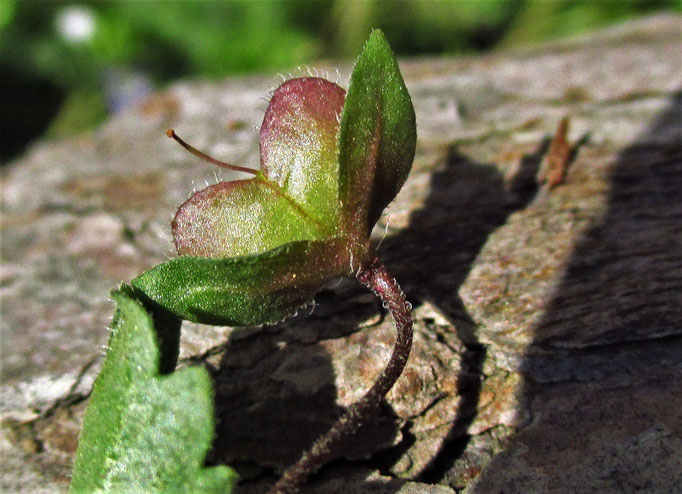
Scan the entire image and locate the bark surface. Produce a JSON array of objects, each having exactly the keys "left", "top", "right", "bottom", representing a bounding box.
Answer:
[{"left": 2, "top": 14, "right": 681, "bottom": 493}]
